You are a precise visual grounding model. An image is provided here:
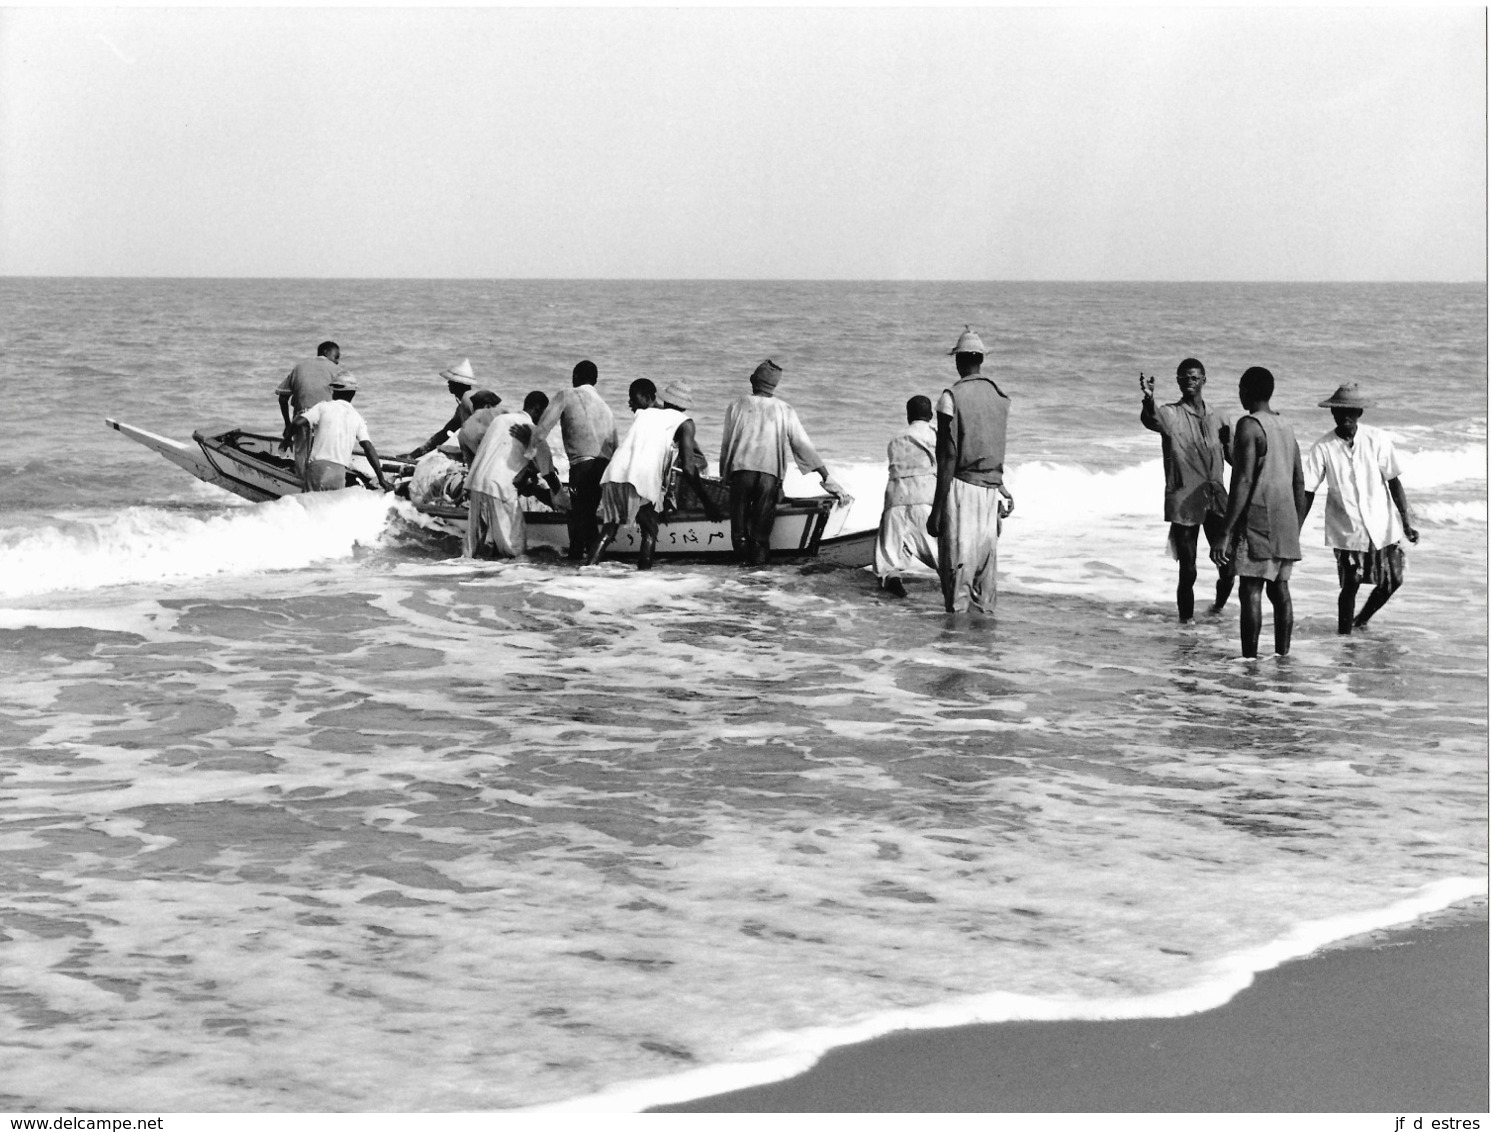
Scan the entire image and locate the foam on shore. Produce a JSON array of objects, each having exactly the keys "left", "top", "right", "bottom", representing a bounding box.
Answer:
[{"left": 531, "top": 878, "right": 1485, "bottom": 1112}]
